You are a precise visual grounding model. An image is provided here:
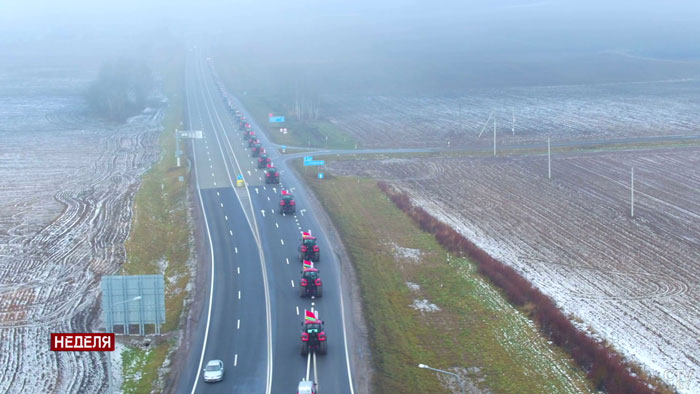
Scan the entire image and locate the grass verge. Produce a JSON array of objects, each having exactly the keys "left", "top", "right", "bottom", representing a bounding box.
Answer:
[
  {"left": 119, "top": 48, "right": 189, "bottom": 393},
  {"left": 121, "top": 341, "right": 171, "bottom": 394},
  {"left": 293, "top": 161, "right": 593, "bottom": 393}
]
